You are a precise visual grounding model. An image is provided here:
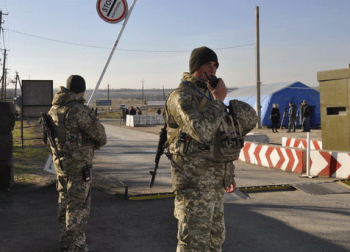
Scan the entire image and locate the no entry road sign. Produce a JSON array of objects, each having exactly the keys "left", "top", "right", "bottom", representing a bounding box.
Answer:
[
  {"left": 96, "top": 0, "right": 128, "bottom": 23},
  {"left": 88, "top": 0, "right": 137, "bottom": 106}
]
